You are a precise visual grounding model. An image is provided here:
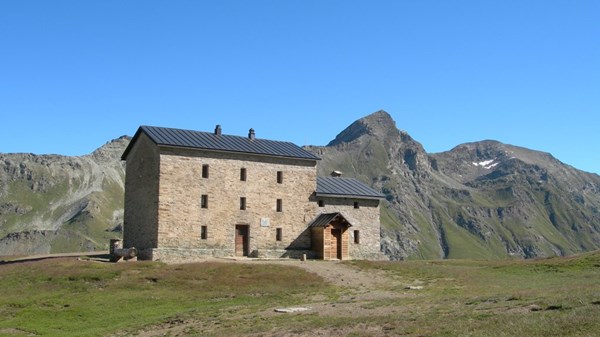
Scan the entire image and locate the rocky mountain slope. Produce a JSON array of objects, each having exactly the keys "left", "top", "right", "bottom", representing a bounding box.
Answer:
[
  {"left": 308, "top": 111, "right": 600, "bottom": 259},
  {"left": 2, "top": 111, "right": 600, "bottom": 259},
  {"left": 0, "top": 137, "right": 129, "bottom": 255}
]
